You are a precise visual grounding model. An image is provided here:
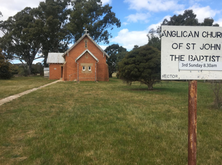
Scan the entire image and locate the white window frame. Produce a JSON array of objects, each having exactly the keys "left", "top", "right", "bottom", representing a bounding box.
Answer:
[
  {"left": 82, "top": 66, "right": 86, "bottom": 71},
  {"left": 88, "top": 66, "right": 91, "bottom": 71}
]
